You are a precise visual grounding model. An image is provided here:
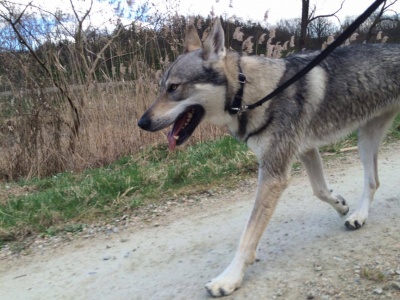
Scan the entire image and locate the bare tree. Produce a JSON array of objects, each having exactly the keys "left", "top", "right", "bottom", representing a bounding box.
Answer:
[
  {"left": 308, "top": 17, "right": 338, "bottom": 46},
  {"left": 0, "top": 0, "right": 151, "bottom": 178},
  {"left": 299, "top": 0, "right": 345, "bottom": 50},
  {"left": 275, "top": 18, "right": 301, "bottom": 43},
  {"left": 0, "top": 1, "right": 90, "bottom": 153},
  {"left": 364, "top": 0, "right": 398, "bottom": 42}
]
